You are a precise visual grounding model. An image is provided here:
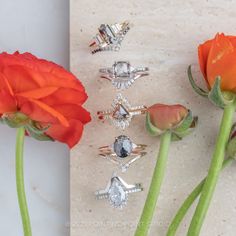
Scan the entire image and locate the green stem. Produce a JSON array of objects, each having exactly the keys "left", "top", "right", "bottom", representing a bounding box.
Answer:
[
  {"left": 134, "top": 131, "right": 172, "bottom": 236},
  {"left": 187, "top": 103, "right": 236, "bottom": 236},
  {"left": 16, "top": 126, "right": 32, "bottom": 236},
  {"left": 166, "top": 157, "right": 234, "bottom": 236}
]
